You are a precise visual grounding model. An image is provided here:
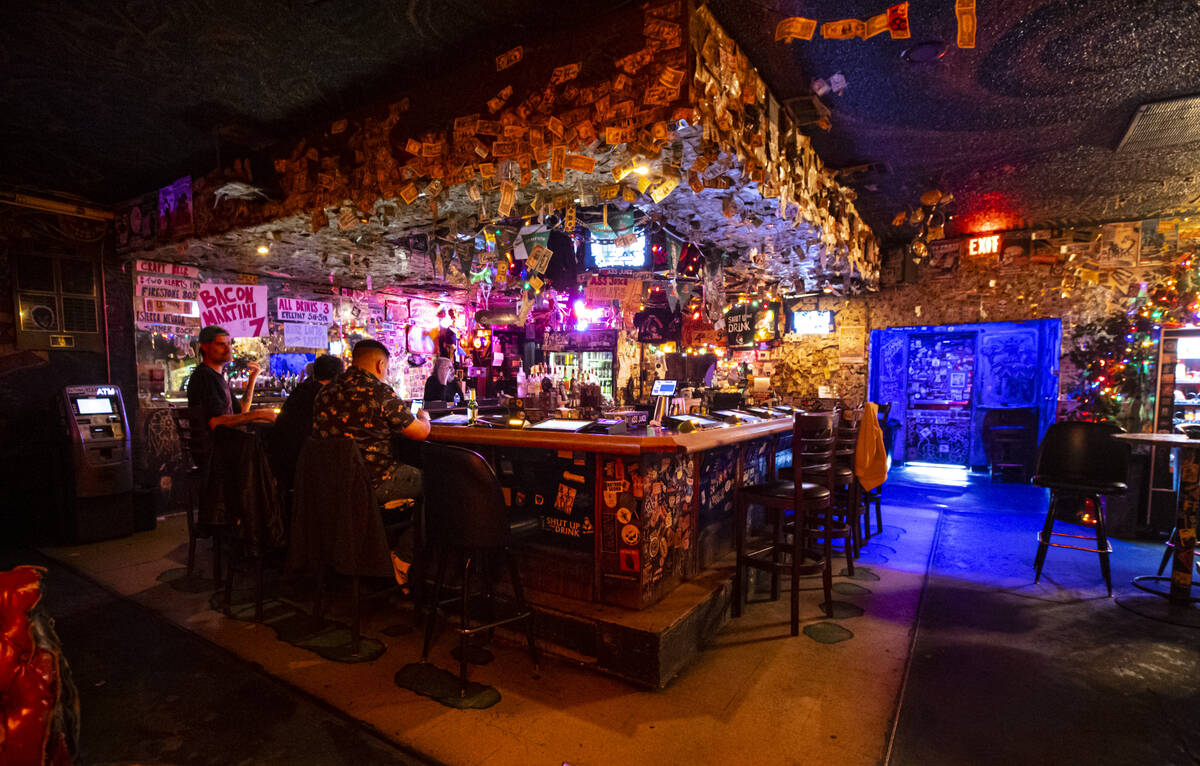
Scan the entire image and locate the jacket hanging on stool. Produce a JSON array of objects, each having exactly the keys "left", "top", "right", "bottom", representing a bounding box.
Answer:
[{"left": 855, "top": 402, "right": 890, "bottom": 492}]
